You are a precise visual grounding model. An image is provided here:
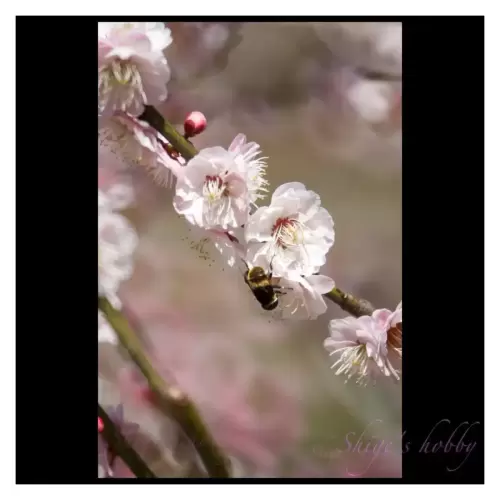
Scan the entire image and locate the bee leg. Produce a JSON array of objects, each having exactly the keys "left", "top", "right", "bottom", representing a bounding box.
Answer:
[{"left": 268, "top": 252, "right": 278, "bottom": 277}]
